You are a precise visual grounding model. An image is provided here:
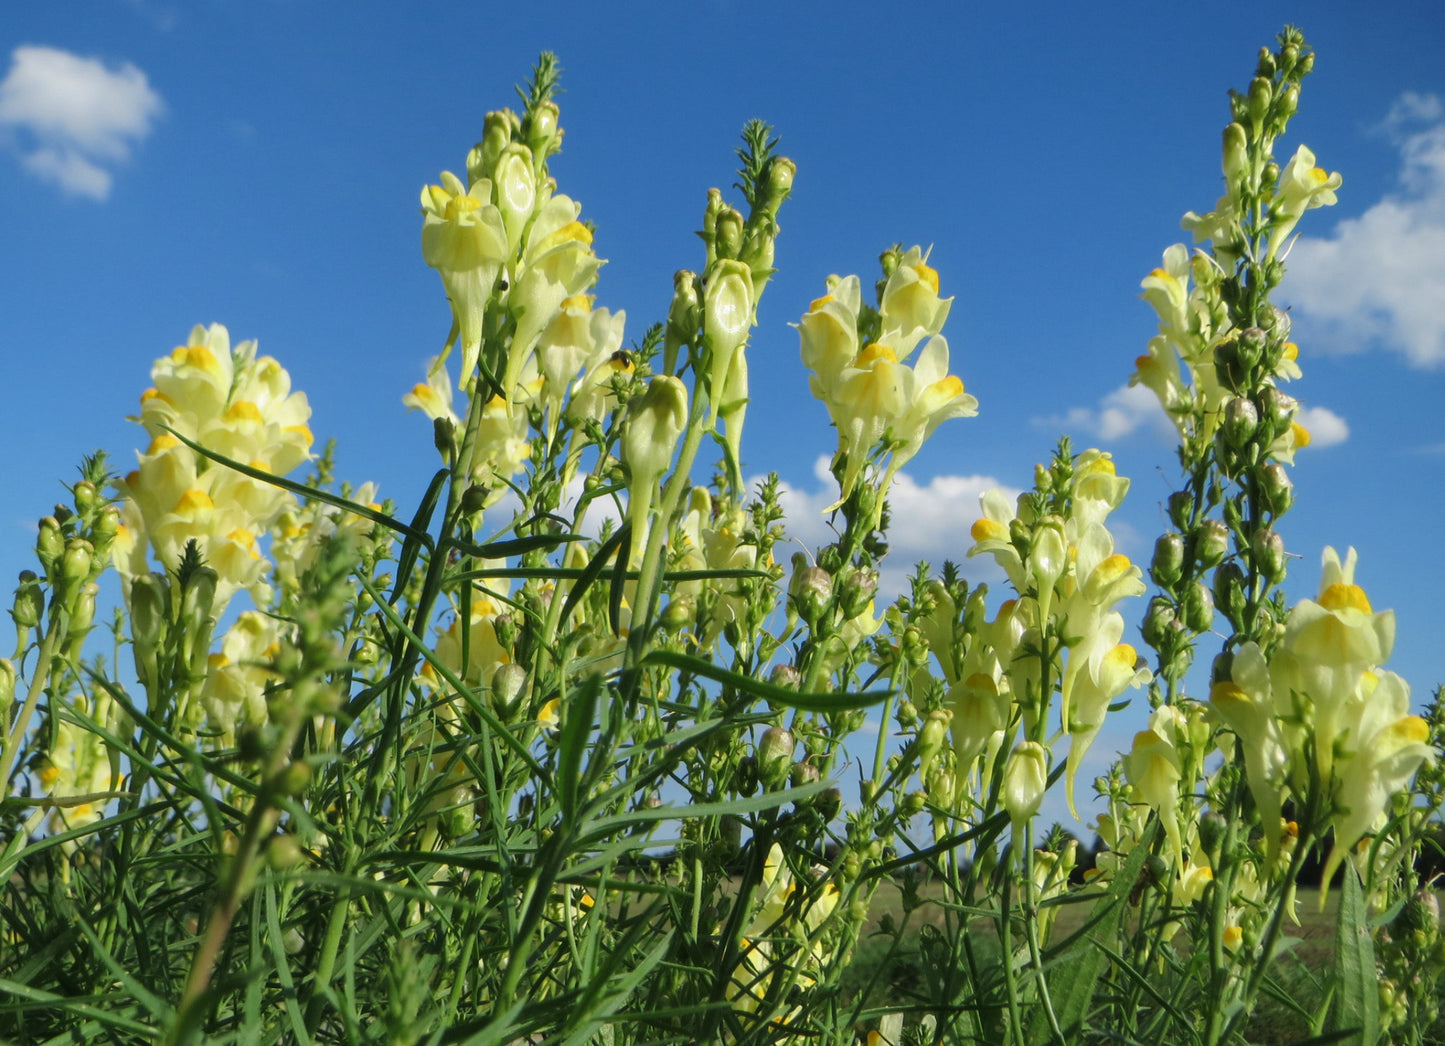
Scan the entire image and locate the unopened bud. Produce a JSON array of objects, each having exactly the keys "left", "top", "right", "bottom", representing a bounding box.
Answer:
[
  {"left": 1257, "top": 387, "right": 1297, "bottom": 441},
  {"left": 1222, "top": 396, "right": 1259, "bottom": 449},
  {"left": 764, "top": 157, "right": 796, "bottom": 209},
  {"left": 664, "top": 269, "right": 701, "bottom": 347},
  {"left": 1183, "top": 580, "right": 1215, "bottom": 633},
  {"left": 36, "top": 517, "right": 64, "bottom": 573},
  {"left": 1276, "top": 83, "right": 1299, "bottom": 122},
  {"left": 916, "top": 709, "right": 950, "bottom": 779},
  {"left": 1222, "top": 122, "right": 1249, "bottom": 184},
  {"left": 1252, "top": 528, "right": 1287, "bottom": 584},
  {"left": 902, "top": 790, "right": 927, "bottom": 816},
  {"left": 1256, "top": 47, "right": 1276, "bottom": 79},
  {"left": 790, "top": 759, "right": 819, "bottom": 788},
  {"left": 61, "top": 539, "right": 93, "bottom": 585},
  {"left": 12, "top": 571, "right": 43, "bottom": 630},
  {"left": 769, "top": 663, "right": 801, "bottom": 690},
  {"left": 1151, "top": 533, "right": 1185, "bottom": 587},
  {"left": 91, "top": 504, "right": 121, "bottom": 556},
  {"left": 1259, "top": 463, "right": 1294, "bottom": 516},
  {"left": 1248, "top": 76, "right": 1273, "bottom": 125},
  {"left": 757, "top": 726, "right": 794, "bottom": 791},
  {"left": 713, "top": 207, "right": 744, "bottom": 261},
  {"left": 490, "top": 663, "right": 527, "bottom": 717},
  {"left": 789, "top": 563, "right": 833, "bottom": 626},
  {"left": 1142, "top": 596, "right": 1178, "bottom": 649},
  {"left": 1213, "top": 562, "right": 1247, "bottom": 621},
  {"left": 471, "top": 110, "right": 513, "bottom": 183},
  {"left": 838, "top": 569, "right": 878, "bottom": 620},
  {"left": 1213, "top": 339, "right": 1249, "bottom": 393},
  {"left": 1168, "top": 491, "right": 1195, "bottom": 530},
  {"left": 1195, "top": 519, "right": 1230, "bottom": 569},
  {"left": 660, "top": 594, "right": 695, "bottom": 633},
  {"left": 1002, "top": 741, "right": 1048, "bottom": 839},
  {"left": 526, "top": 100, "right": 561, "bottom": 157}
]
